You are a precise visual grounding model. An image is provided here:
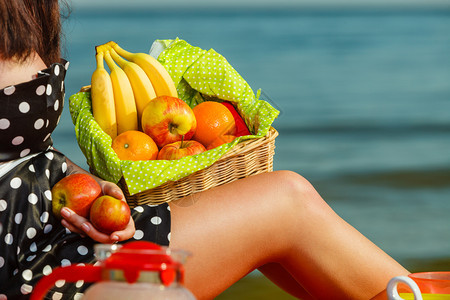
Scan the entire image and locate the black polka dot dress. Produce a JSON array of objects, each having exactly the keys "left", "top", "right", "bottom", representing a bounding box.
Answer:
[{"left": 0, "top": 61, "right": 171, "bottom": 299}]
